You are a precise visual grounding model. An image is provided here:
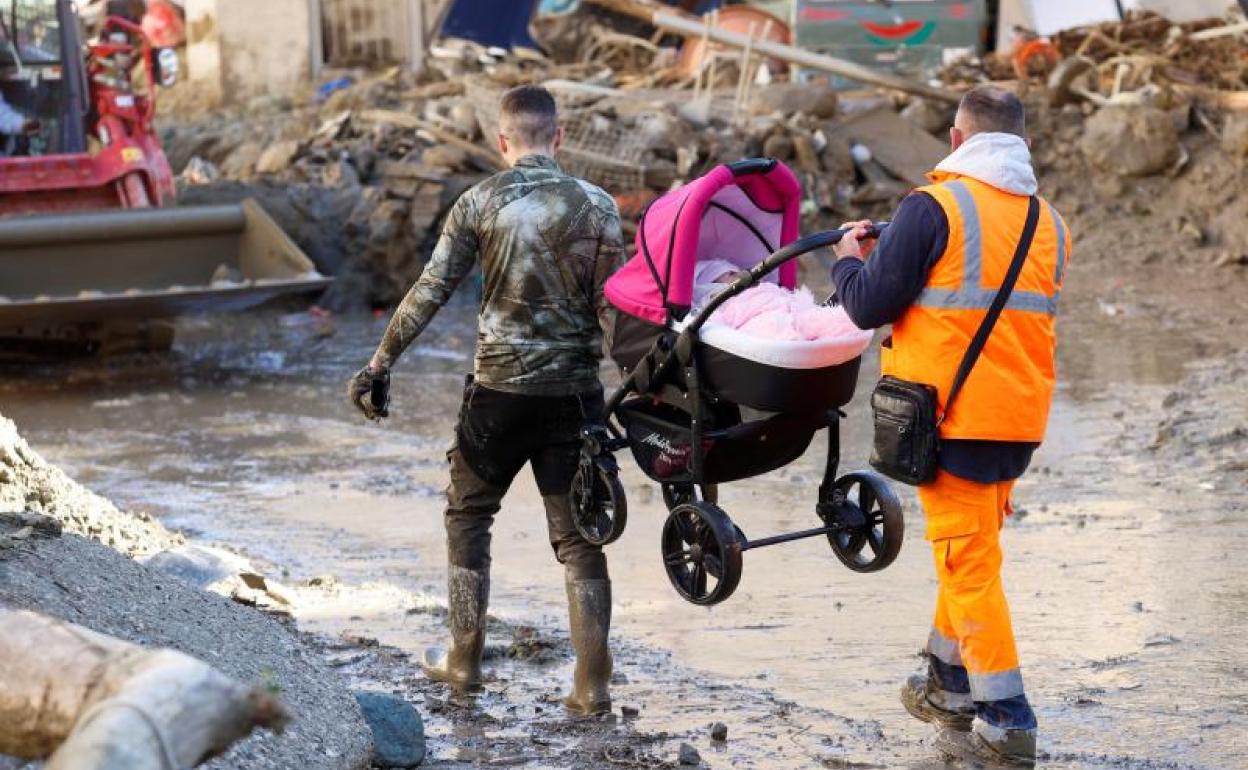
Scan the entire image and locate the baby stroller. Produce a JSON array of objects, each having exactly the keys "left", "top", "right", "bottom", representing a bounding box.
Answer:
[{"left": 569, "top": 158, "right": 904, "bottom": 606}]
